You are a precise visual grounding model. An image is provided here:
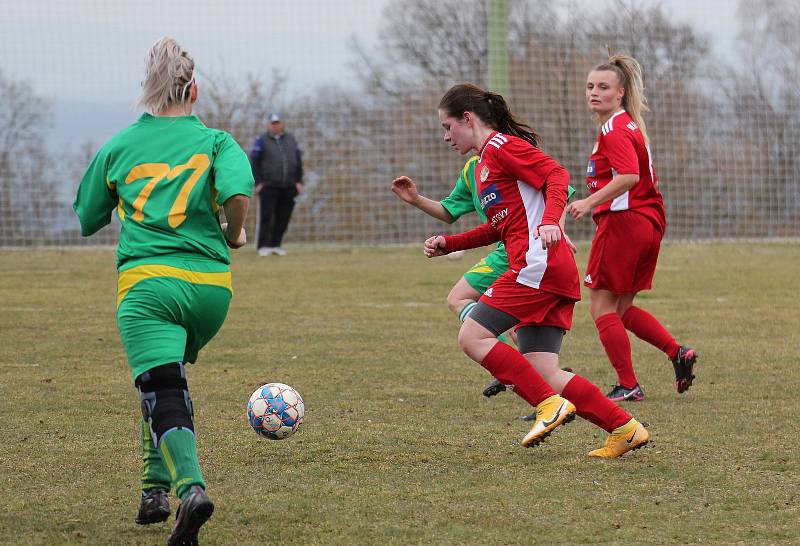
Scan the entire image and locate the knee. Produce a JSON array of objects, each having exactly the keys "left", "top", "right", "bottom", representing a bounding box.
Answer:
[
  {"left": 136, "top": 362, "right": 194, "bottom": 445},
  {"left": 457, "top": 326, "right": 473, "bottom": 353},
  {"left": 457, "top": 325, "right": 486, "bottom": 360},
  {"left": 446, "top": 288, "right": 469, "bottom": 316},
  {"left": 589, "top": 295, "right": 617, "bottom": 321}
]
